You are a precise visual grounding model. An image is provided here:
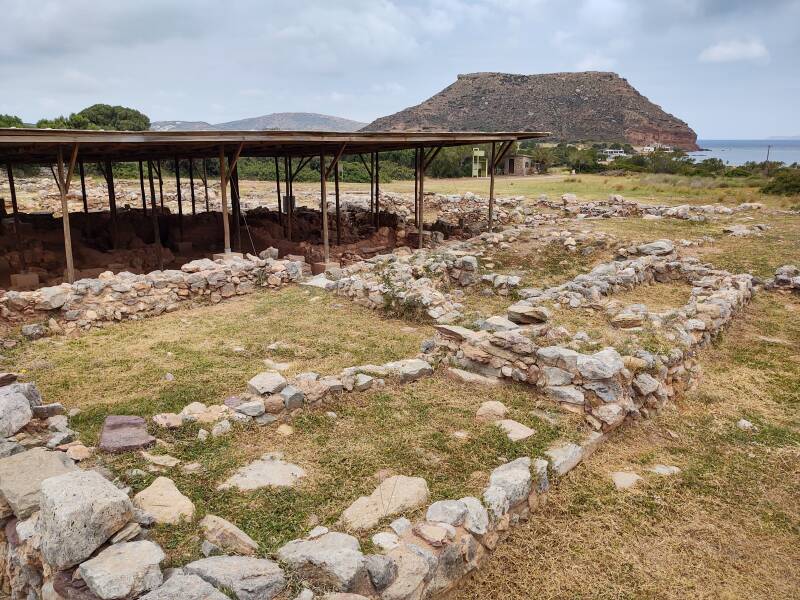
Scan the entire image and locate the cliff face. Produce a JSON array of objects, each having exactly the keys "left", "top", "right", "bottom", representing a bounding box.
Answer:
[{"left": 364, "top": 72, "right": 699, "bottom": 150}]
